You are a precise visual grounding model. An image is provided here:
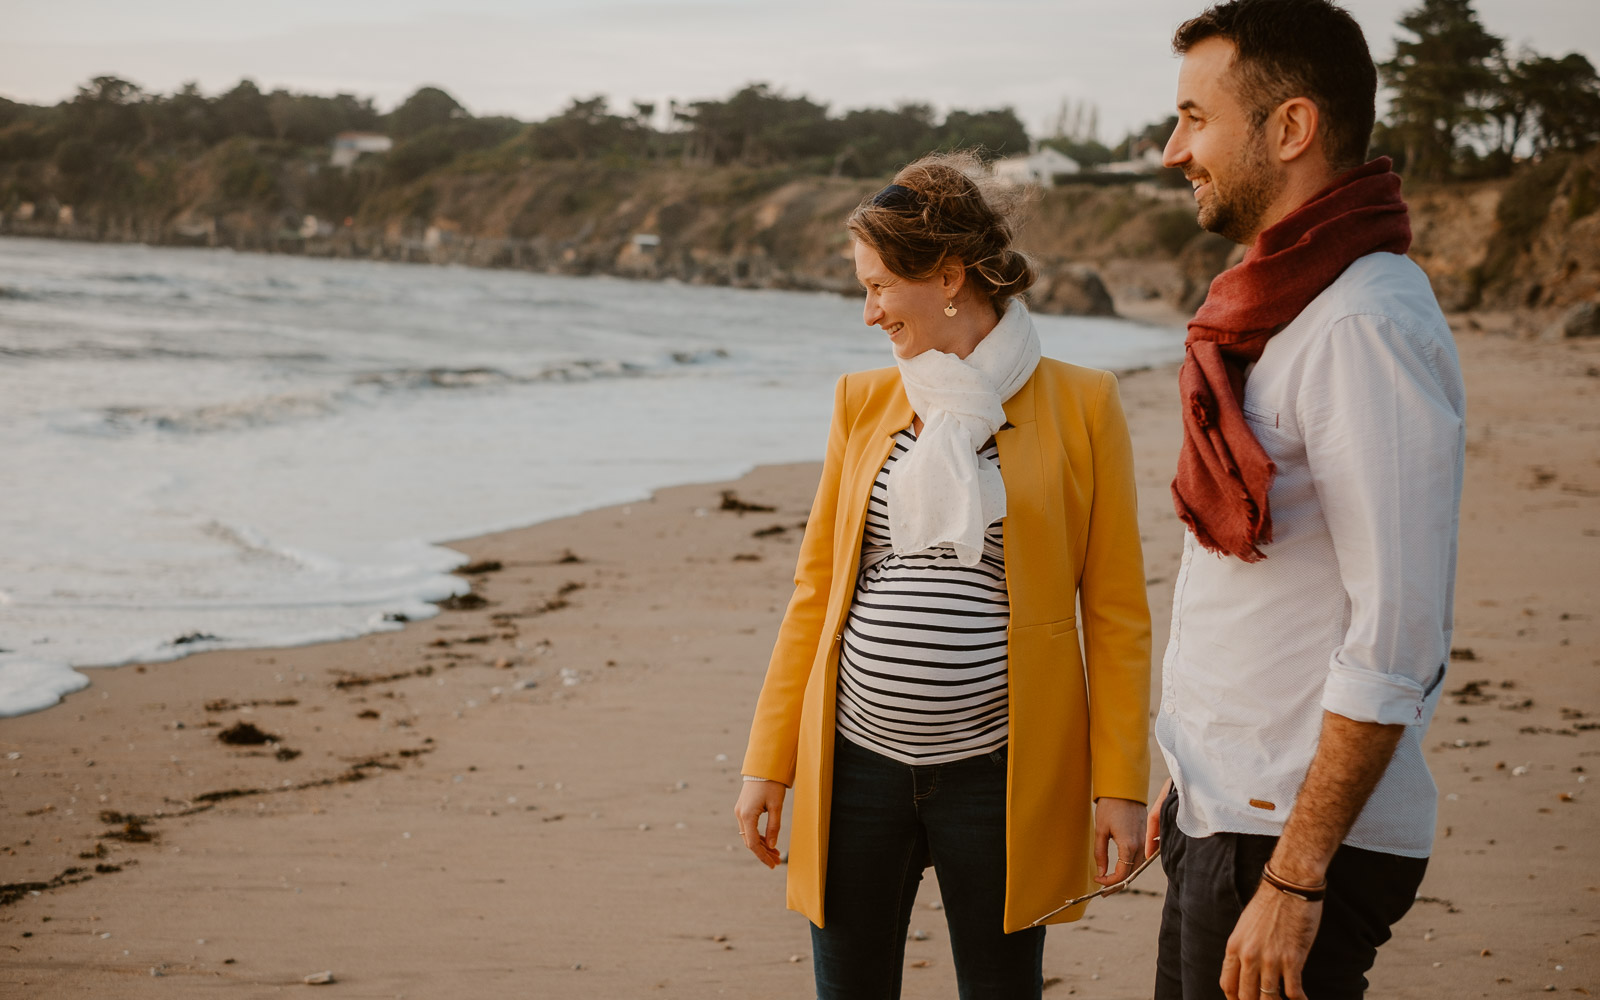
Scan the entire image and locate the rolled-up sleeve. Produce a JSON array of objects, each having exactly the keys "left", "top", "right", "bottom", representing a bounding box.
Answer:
[{"left": 1298, "top": 314, "right": 1466, "bottom": 726}]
